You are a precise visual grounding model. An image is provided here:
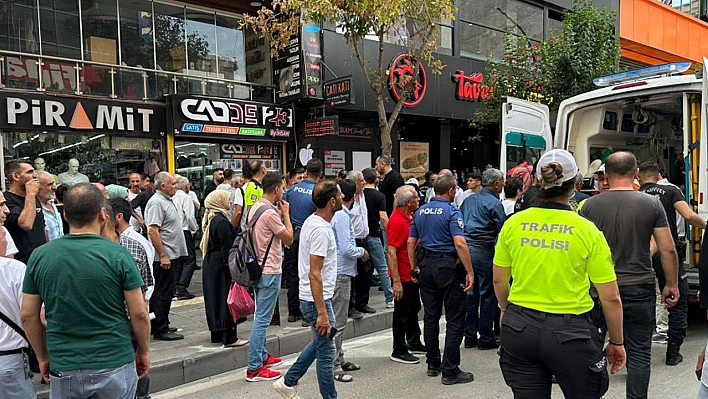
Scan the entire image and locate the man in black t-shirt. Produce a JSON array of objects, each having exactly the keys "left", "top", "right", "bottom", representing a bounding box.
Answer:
[
  {"left": 376, "top": 155, "right": 404, "bottom": 217},
  {"left": 638, "top": 161, "right": 706, "bottom": 366},
  {"left": 4, "top": 159, "right": 46, "bottom": 263}
]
